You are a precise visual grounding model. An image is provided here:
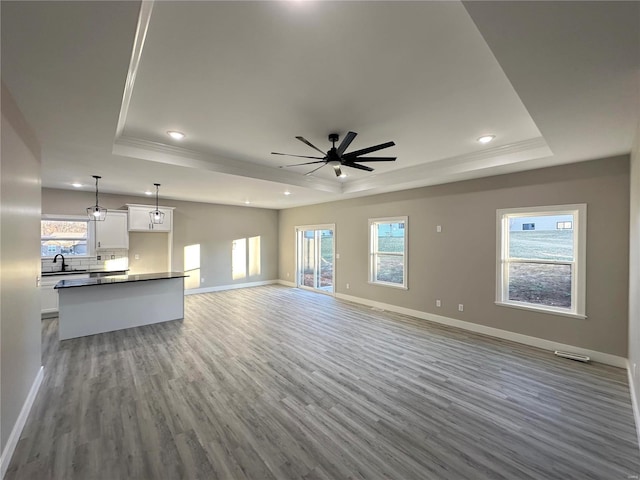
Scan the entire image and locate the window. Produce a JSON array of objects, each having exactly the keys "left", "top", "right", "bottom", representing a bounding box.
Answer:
[
  {"left": 41, "top": 215, "right": 91, "bottom": 258},
  {"left": 496, "top": 204, "right": 586, "bottom": 318},
  {"left": 369, "top": 217, "right": 408, "bottom": 289}
]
